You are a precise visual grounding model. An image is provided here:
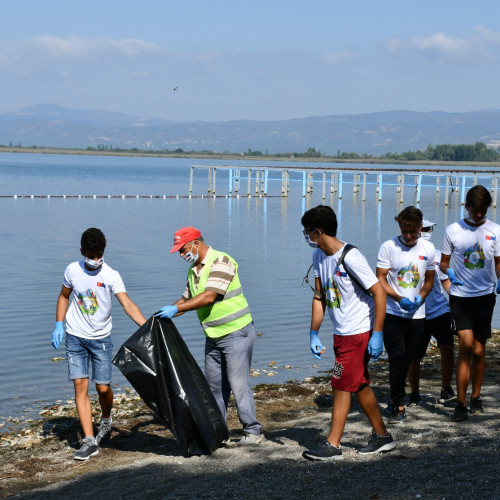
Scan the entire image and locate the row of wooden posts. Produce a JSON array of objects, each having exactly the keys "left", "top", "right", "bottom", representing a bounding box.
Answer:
[{"left": 190, "top": 165, "right": 499, "bottom": 207}]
